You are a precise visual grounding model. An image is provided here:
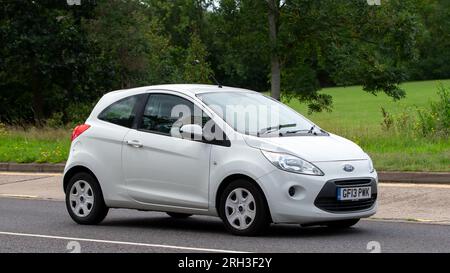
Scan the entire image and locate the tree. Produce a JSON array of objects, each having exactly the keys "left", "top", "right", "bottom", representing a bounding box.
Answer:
[
  {"left": 183, "top": 33, "right": 213, "bottom": 83},
  {"left": 273, "top": 0, "right": 421, "bottom": 112},
  {"left": 209, "top": 0, "right": 421, "bottom": 112},
  {"left": 267, "top": 0, "right": 282, "bottom": 100},
  {"left": 84, "top": 0, "right": 178, "bottom": 89},
  {"left": 141, "top": 0, "right": 214, "bottom": 84},
  {"left": 409, "top": 0, "right": 450, "bottom": 80},
  {"left": 0, "top": 0, "right": 97, "bottom": 125},
  {"left": 0, "top": 0, "right": 431, "bottom": 125},
  {"left": 208, "top": 0, "right": 269, "bottom": 91}
]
